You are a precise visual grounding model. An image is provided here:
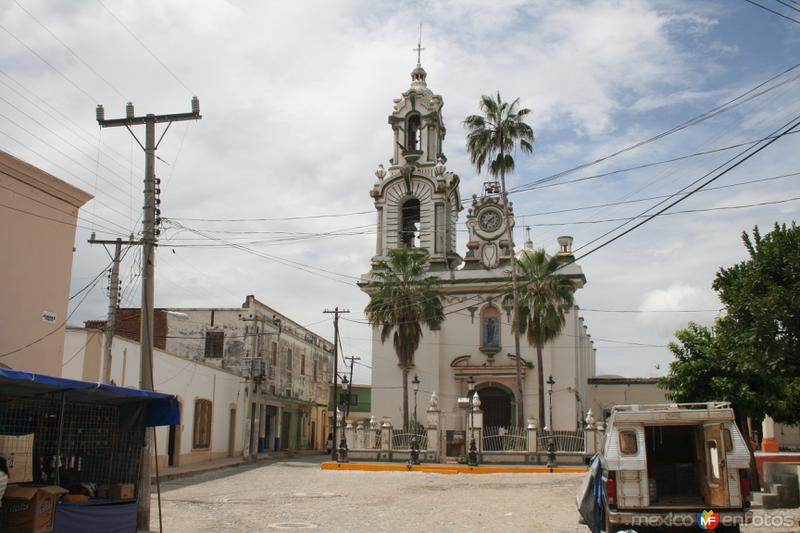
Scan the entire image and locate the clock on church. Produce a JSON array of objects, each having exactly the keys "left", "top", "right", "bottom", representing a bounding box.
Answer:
[{"left": 477, "top": 207, "right": 504, "bottom": 237}]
